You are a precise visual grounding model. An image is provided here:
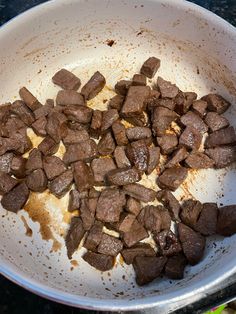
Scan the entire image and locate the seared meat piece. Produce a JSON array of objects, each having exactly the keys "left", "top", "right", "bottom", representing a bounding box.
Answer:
[
  {"left": 123, "top": 183, "right": 156, "bottom": 203},
  {"left": 26, "top": 169, "right": 47, "bottom": 192},
  {"left": 192, "top": 100, "right": 208, "bottom": 118},
  {"left": 0, "top": 103, "right": 11, "bottom": 122},
  {"left": 140, "top": 57, "right": 160, "bottom": 78},
  {"left": 124, "top": 113, "right": 147, "bottom": 127},
  {"left": 26, "top": 148, "right": 43, "bottom": 174},
  {"left": 157, "top": 77, "right": 179, "bottom": 98},
  {"left": 202, "top": 93, "right": 230, "bottom": 114},
  {"left": 56, "top": 90, "right": 85, "bottom": 106},
  {"left": 146, "top": 146, "right": 160, "bottom": 175},
  {"left": 157, "top": 166, "right": 188, "bottom": 191},
  {"left": 108, "top": 94, "right": 124, "bottom": 111},
  {"left": 98, "top": 233, "right": 123, "bottom": 256},
  {"left": 138, "top": 205, "right": 162, "bottom": 233},
  {"left": 152, "top": 107, "right": 178, "bottom": 136},
  {"left": 157, "top": 134, "right": 178, "bottom": 155},
  {"left": 2, "top": 117, "right": 26, "bottom": 137},
  {"left": 122, "top": 219, "right": 148, "bottom": 247},
  {"left": 52, "top": 69, "right": 81, "bottom": 90},
  {"left": 63, "top": 128, "right": 90, "bottom": 145},
  {"left": 121, "top": 86, "right": 150, "bottom": 117},
  {"left": 63, "top": 105, "right": 92, "bottom": 124},
  {"left": 154, "top": 230, "right": 182, "bottom": 256},
  {"left": 31, "top": 116, "right": 47, "bottom": 137},
  {"left": 165, "top": 147, "right": 189, "bottom": 168},
  {"left": 205, "top": 146, "right": 236, "bottom": 168},
  {"left": 106, "top": 167, "right": 141, "bottom": 185},
  {"left": 83, "top": 221, "right": 103, "bottom": 251},
  {"left": 126, "top": 197, "right": 141, "bottom": 216},
  {"left": 81, "top": 71, "right": 106, "bottom": 100},
  {"left": 180, "top": 111, "right": 208, "bottom": 134},
  {"left": 10, "top": 156, "right": 26, "bottom": 179},
  {"left": 114, "top": 146, "right": 131, "bottom": 168},
  {"left": 132, "top": 74, "right": 147, "bottom": 86},
  {"left": 0, "top": 172, "right": 18, "bottom": 195},
  {"left": 98, "top": 132, "right": 116, "bottom": 156},
  {"left": 185, "top": 152, "right": 214, "bottom": 169},
  {"left": 118, "top": 213, "right": 136, "bottom": 232},
  {"left": 126, "top": 127, "right": 152, "bottom": 141},
  {"left": 174, "top": 91, "right": 197, "bottom": 115},
  {"left": 48, "top": 169, "right": 73, "bottom": 198},
  {"left": 157, "top": 189, "right": 180, "bottom": 221},
  {"left": 38, "top": 136, "right": 59, "bottom": 156},
  {"left": 121, "top": 243, "right": 155, "bottom": 265},
  {"left": 149, "top": 98, "right": 175, "bottom": 112},
  {"left": 65, "top": 217, "right": 85, "bottom": 259},
  {"left": 126, "top": 140, "right": 149, "bottom": 172},
  {"left": 12, "top": 128, "right": 32, "bottom": 155},
  {"left": 112, "top": 120, "right": 129, "bottom": 146},
  {"left": 115, "top": 80, "right": 132, "bottom": 96},
  {"left": 73, "top": 161, "right": 94, "bottom": 191},
  {"left": 1, "top": 182, "right": 29, "bottom": 213},
  {"left": 63, "top": 139, "right": 97, "bottom": 164},
  {"left": 0, "top": 137, "right": 20, "bottom": 156},
  {"left": 101, "top": 109, "right": 119, "bottom": 132},
  {"left": 91, "top": 157, "right": 116, "bottom": 183},
  {"left": 0, "top": 153, "right": 13, "bottom": 173},
  {"left": 195, "top": 203, "right": 218, "bottom": 236},
  {"left": 204, "top": 126, "right": 236, "bottom": 148},
  {"left": 90, "top": 110, "right": 103, "bottom": 136},
  {"left": 11, "top": 100, "right": 35, "bottom": 126},
  {"left": 204, "top": 112, "right": 229, "bottom": 132},
  {"left": 165, "top": 254, "right": 187, "bottom": 280},
  {"left": 68, "top": 189, "right": 80, "bottom": 212},
  {"left": 83, "top": 251, "right": 114, "bottom": 271},
  {"left": 19, "top": 87, "right": 42, "bottom": 111},
  {"left": 43, "top": 156, "right": 66, "bottom": 180},
  {"left": 79, "top": 198, "right": 95, "bottom": 230},
  {"left": 34, "top": 99, "right": 54, "bottom": 119},
  {"left": 180, "top": 199, "right": 202, "bottom": 228},
  {"left": 217, "top": 205, "right": 236, "bottom": 236},
  {"left": 179, "top": 126, "right": 202, "bottom": 150}
]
